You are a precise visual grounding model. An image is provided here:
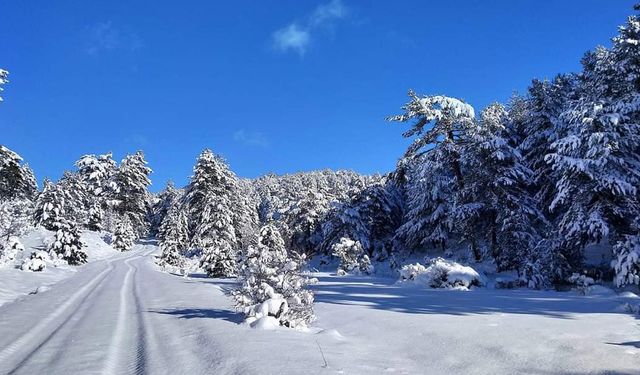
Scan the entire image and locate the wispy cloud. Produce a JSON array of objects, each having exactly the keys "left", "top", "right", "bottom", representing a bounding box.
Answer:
[
  {"left": 272, "top": 0, "right": 348, "bottom": 56},
  {"left": 233, "top": 129, "right": 270, "bottom": 148},
  {"left": 309, "top": 0, "right": 347, "bottom": 27},
  {"left": 273, "top": 24, "right": 310, "bottom": 56},
  {"left": 86, "top": 21, "right": 142, "bottom": 55}
]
